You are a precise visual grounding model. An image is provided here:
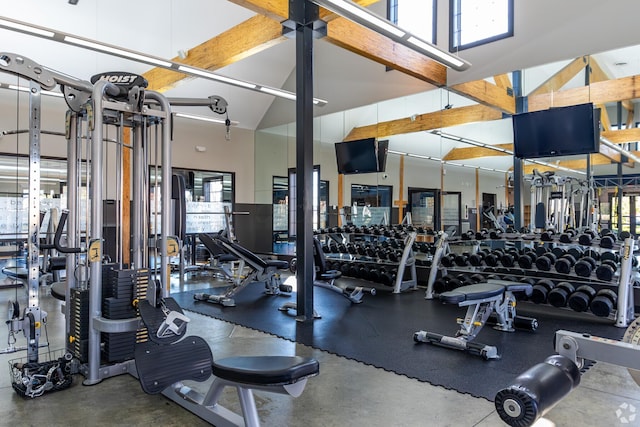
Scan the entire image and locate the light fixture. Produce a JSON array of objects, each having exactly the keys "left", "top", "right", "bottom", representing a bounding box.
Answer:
[
  {"left": 308, "top": 0, "right": 471, "bottom": 71},
  {"left": 0, "top": 82, "right": 64, "bottom": 98},
  {"left": 0, "top": 16, "right": 328, "bottom": 106},
  {"left": 600, "top": 136, "right": 640, "bottom": 164},
  {"left": 433, "top": 130, "right": 587, "bottom": 175},
  {"left": 173, "top": 112, "right": 239, "bottom": 126},
  {"left": 387, "top": 149, "right": 507, "bottom": 173}
]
